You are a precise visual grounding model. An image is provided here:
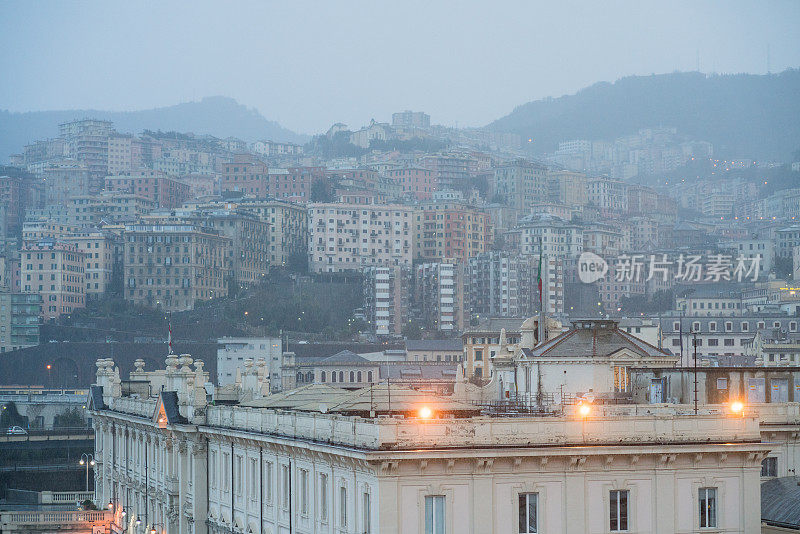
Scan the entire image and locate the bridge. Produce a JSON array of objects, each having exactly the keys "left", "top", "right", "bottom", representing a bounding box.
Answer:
[
  {"left": 0, "top": 427, "right": 93, "bottom": 445},
  {"left": 0, "top": 510, "right": 111, "bottom": 533}
]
